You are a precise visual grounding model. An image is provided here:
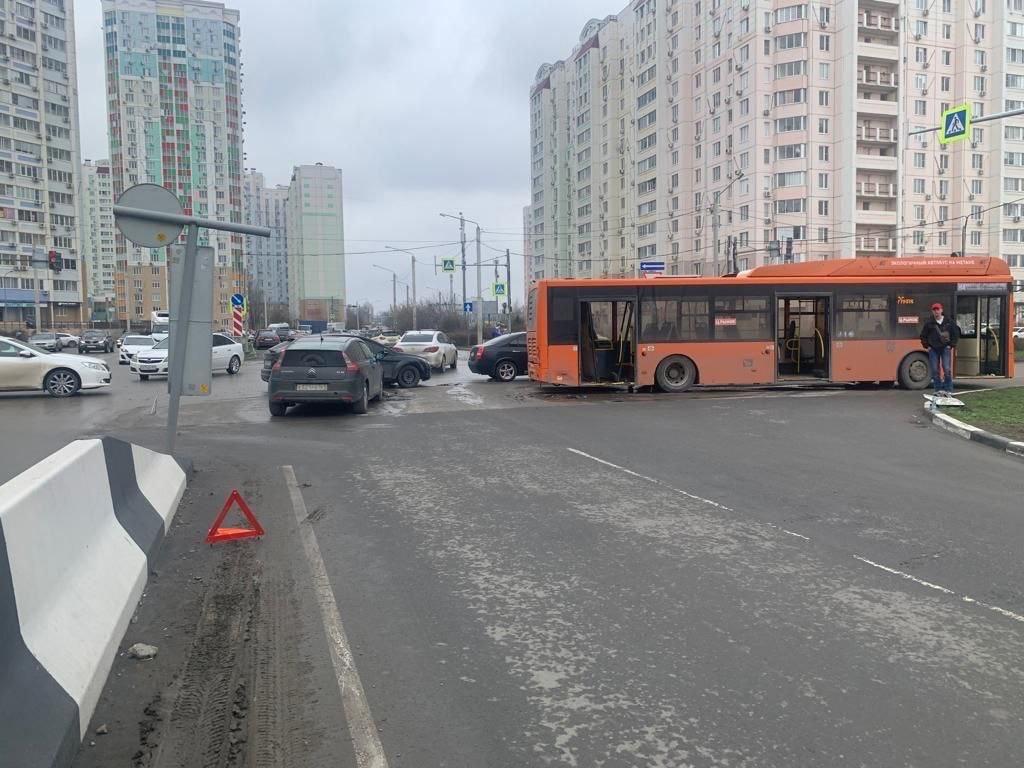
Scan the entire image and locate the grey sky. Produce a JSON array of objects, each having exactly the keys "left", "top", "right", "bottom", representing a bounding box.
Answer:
[{"left": 74, "top": 0, "right": 618, "bottom": 311}]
